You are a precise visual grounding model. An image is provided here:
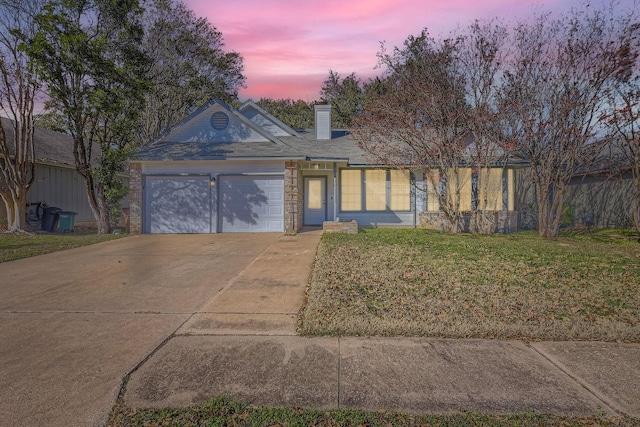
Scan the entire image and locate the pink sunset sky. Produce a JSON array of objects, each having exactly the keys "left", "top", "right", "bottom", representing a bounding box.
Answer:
[{"left": 185, "top": 0, "right": 633, "bottom": 102}]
